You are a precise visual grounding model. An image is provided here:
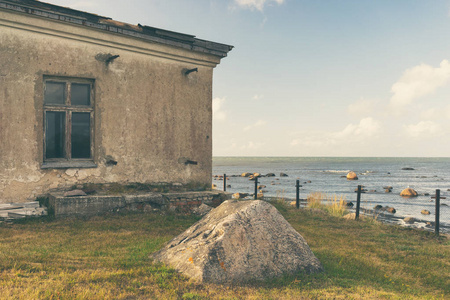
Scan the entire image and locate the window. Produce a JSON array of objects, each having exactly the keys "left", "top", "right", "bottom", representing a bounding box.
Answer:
[{"left": 42, "top": 77, "right": 95, "bottom": 168}]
